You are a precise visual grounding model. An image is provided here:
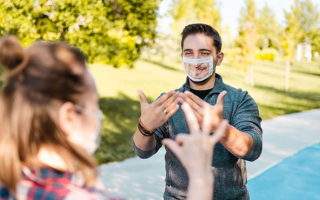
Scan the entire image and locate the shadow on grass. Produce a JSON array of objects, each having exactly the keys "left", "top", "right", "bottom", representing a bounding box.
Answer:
[
  {"left": 255, "top": 84, "right": 320, "bottom": 103},
  {"left": 141, "top": 58, "right": 183, "bottom": 72},
  {"left": 291, "top": 69, "right": 320, "bottom": 77},
  {"left": 255, "top": 84, "right": 320, "bottom": 119},
  {"left": 94, "top": 92, "right": 153, "bottom": 164}
]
